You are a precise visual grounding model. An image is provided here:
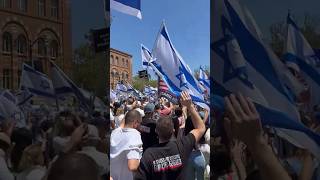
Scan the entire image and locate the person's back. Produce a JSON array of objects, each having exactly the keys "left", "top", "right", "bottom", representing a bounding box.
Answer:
[
  {"left": 140, "top": 103, "right": 158, "bottom": 151},
  {"left": 134, "top": 92, "right": 206, "bottom": 180},
  {"left": 110, "top": 110, "right": 143, "bottom": 180},
  {"left": 135, "top": 132, "right": 195, "bottom": 180},
  {"left": 140, "top": 120, "right": 157, "bottom": 152}
]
